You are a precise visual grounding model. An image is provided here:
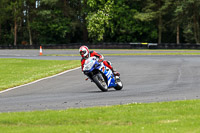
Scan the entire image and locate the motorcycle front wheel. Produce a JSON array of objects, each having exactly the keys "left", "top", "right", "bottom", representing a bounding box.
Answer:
[
  {"left": 93, "top": 73, "right": 108, "bottom": 92},
  {"left": 114, "top": 77, "right": 123, "bottom": 90}
]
